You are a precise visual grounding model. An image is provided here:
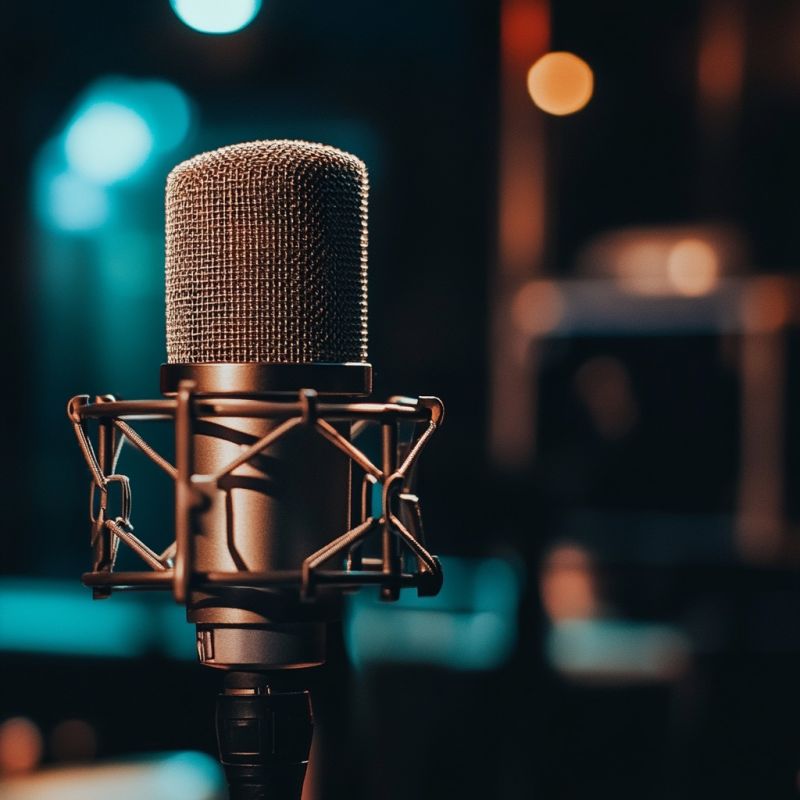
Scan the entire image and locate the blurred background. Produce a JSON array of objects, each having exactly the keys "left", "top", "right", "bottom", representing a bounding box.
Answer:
[{"left": 2, "top": 0, "right": 800, "bottom": 797}]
